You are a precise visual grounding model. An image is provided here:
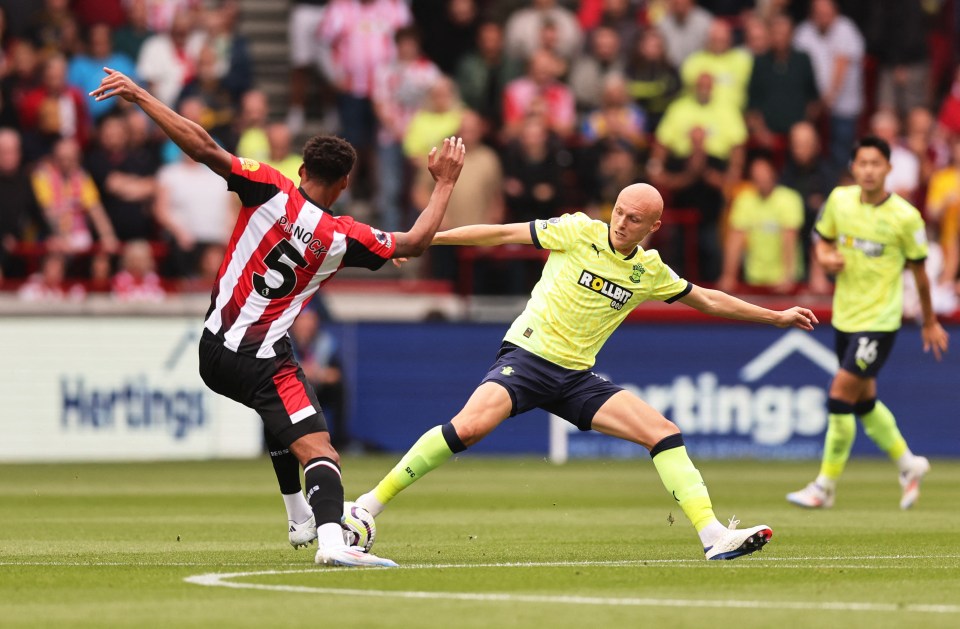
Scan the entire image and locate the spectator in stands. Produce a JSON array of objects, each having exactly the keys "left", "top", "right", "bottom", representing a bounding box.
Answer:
[
  {"left": 234, "top": 89, "right": 269, "bottom": 161},
  {"left": 793, "top": 0, "right": 865, "bottom": 177},
  {"left": 906, "top": 106, "right": 945, "bottom": 181},
  {"left": 113, "top": 0, "right": 154, "bottom": 62},
  {"left": 503, "top": 49, "right": 576, "bottom": 142},
  {"left": 17, "top": 252, "right": 85, "bottom": 301},
  {"left": 319, "top": 0, "right": 412, "bottom": 168},
  {"left": 136, "top": 9, "right": 204, "bottom": 107},
  {"left": 402, "top": 76, "right": 464, "bottom": 161},
  {"left": 579, "top": 73, "right": 646, "bottom": 210},
  {"left": 866, "top": 0, "right": 930, "bottom": 121},
  {"left": 177, "top": 44, "right": 237, "bottom": 144},
  {"left": 568, "top": 26, "right": 625, "bottom": 114},
  {"left": 204, "top": 1, "right": 252, "bottom": 102},
  {"left": 649, "top": 72, "right": 747, "bottom": 281},
  {"left": 373, "top": 26, "right": 441, "bottom": 232},
  {"left": 503, "top": 115, "right": 564, "bottom": 225},
  {"left": 681, "top": 18, "right": 752, "bottom": 110},
  {"left": 85, "top": 115, "right": 158, "bottom": 243},
  {"left": 31, "top": 137, "right": 118, "bottom": 255},
  {"left": 779, "top": 120, "right": 834, "bottom": 285},
  {"left": 626, "top": 28, "right": 681, "bottom": 134},
  {"left": 25, "top": 0, "right": 75, "bottom": 54},
  {"left": 111, "top": 239, "right": 165, "bottom": 301},
  {"left": 289, "top": 306, "right": 349, "bottom": 449},
  {"left": 68, "top": 23, "right": 138, "bottom": 122},
  {"left": 656, "top": 0, "right": 713, "bottom": 69},
  {"left": 411, "top": 109, "right": 503, "bottom": 284},
  {"left": 263, "top": 122, "right": 303, "bottom": 182},
  {"left": 286, "top": 0, "right": 330, "bottom": 135},
  {"left": 741, "top": 10, "right": 770, "bottom": 57},
  {"left": 937, "top": 66, "right": 960, "bottom": 136},
  {"left": 123, "top": 109, "right": 161, "bottom": 171},
  {"left": 455, "top": 21, "right": 523, "bottom": 133},
  {"left": 870, "top": 109, "right": 920, "bottom": 203},
  {"left": 504, "top": 0, "right": 582, "bottom": 64},
  {"left": 590, "top": 0, "right": 640, "bottom": 64},
  {"left": 154, "top": 116, "right": 235, "bottom": 278},
  {"left": 925, "top": 134, "right": 960, "bottom": 295},
  {"left": 718, "top": 153, "right": 804, "bottom": 293},
  {"left": 18, "top": 53, "right": 91, "bottom": 155},
  {"left": 142, "top": 0, "right": 202, "bottom": 34},
  {"left": 0, "top": 128, "right": 46, "bottom": 282},
  {"left": 0, "top": 40, "right": 41, "bottom": 139},
  {"left": 746, "top": 14, "right": 818, "bottom": 152},
  {"left": 0, "top": 6, "right": 10, "bottom": 82},
  {"left": 413, "top": 0, "right": 479, "bottom": 76}
]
